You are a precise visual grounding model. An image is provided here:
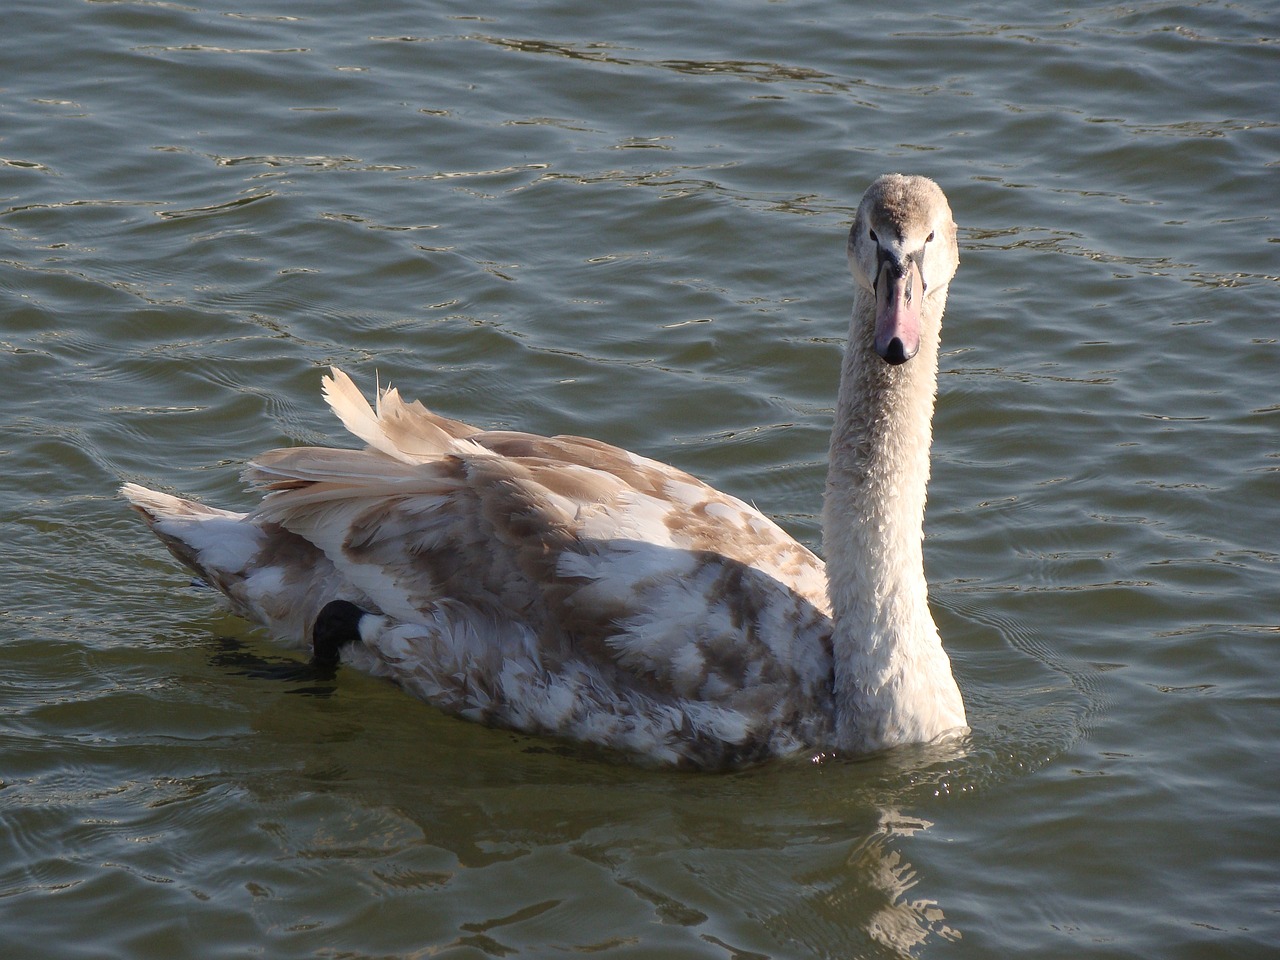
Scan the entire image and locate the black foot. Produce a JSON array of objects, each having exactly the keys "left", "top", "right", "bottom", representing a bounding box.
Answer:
[{"left": 312, "top": 600, "right": 366, "bottom": 668}]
